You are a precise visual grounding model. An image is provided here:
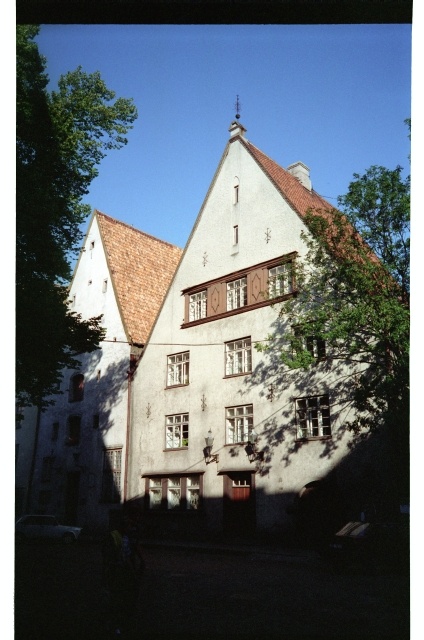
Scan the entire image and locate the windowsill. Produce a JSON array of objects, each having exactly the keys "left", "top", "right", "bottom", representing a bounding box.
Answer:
[
  {"left": 164, "top": 447, "right": 189, "bottom": 452},
  {"left": 295, "top": 435, "right": 332, "bottom": 442},
  {"left": 165, "top": 383, "right": 189, "bottom": 389},
  {"left": 224, "top": 372, "right": 251, "bottom": 379}
]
